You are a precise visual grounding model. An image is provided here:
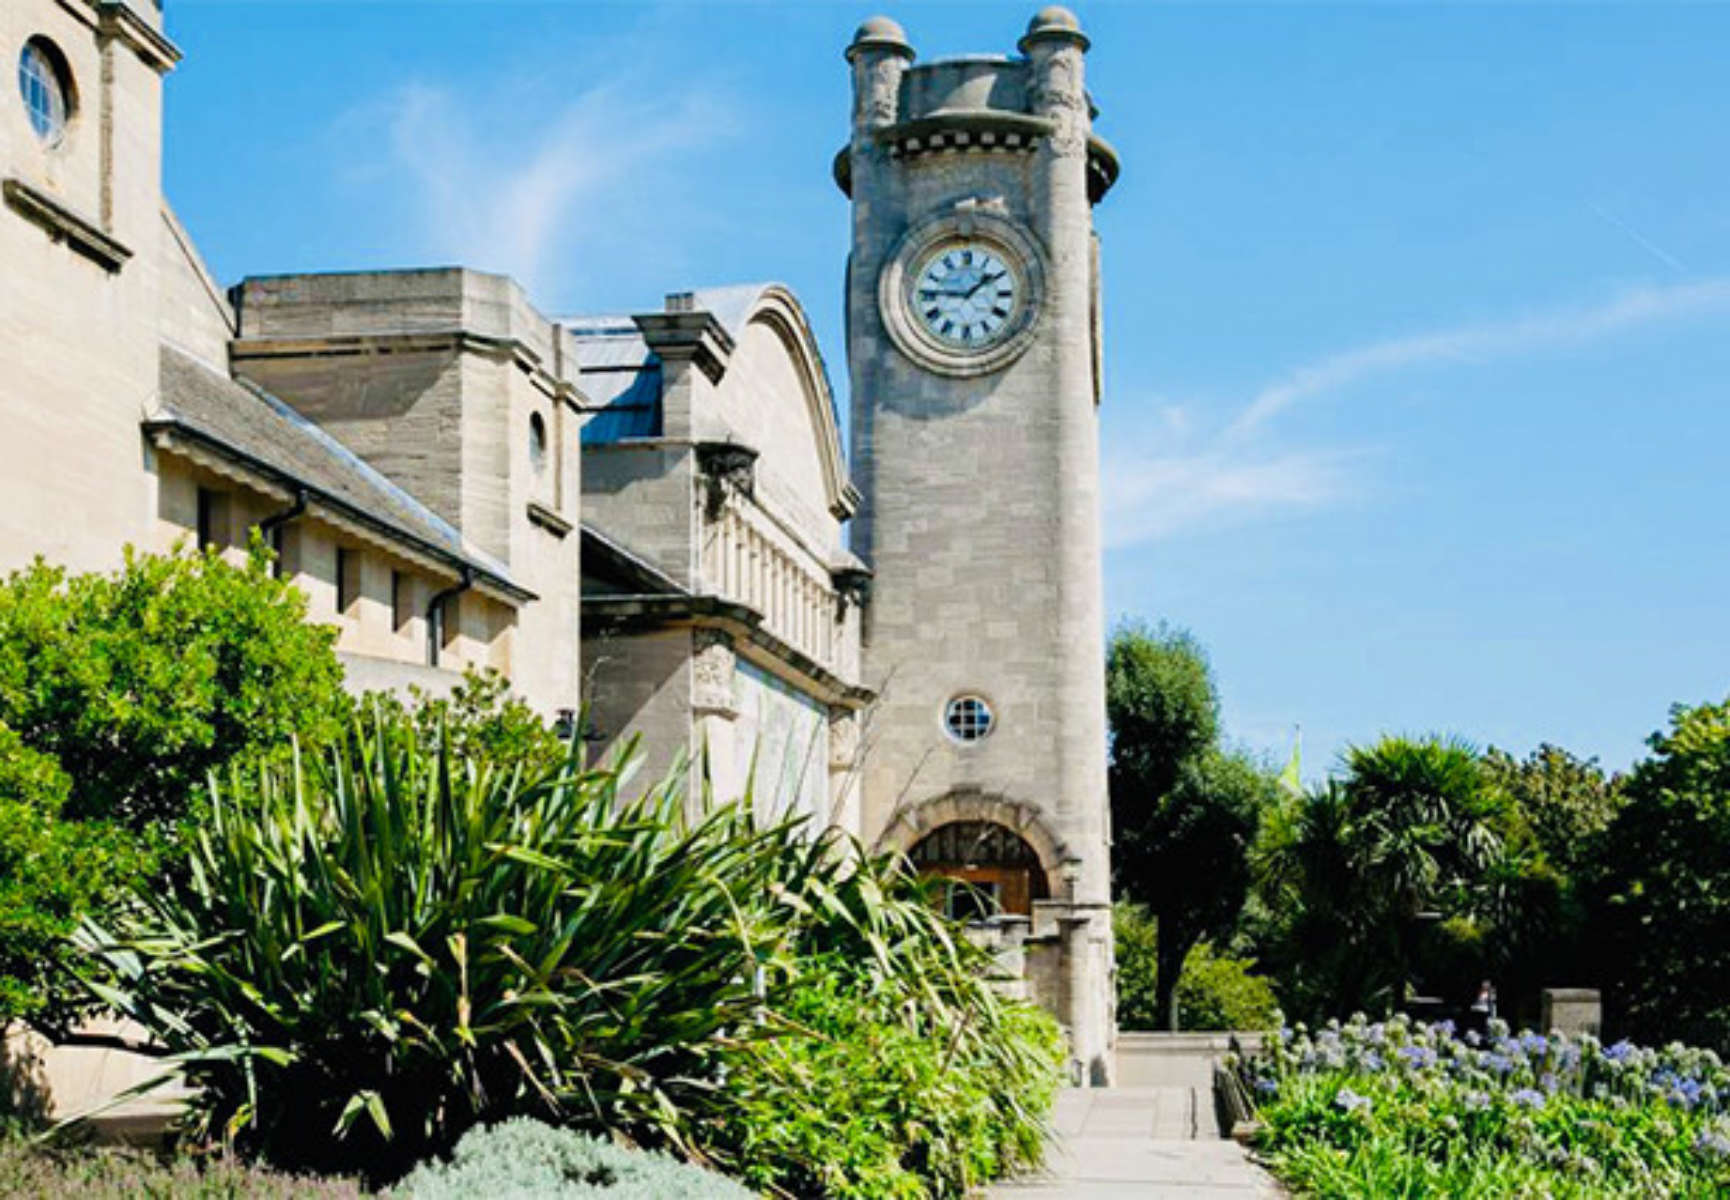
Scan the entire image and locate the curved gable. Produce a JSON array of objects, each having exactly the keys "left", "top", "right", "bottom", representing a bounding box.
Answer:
[{"left": 707, "top": 284, "right": 856, "bottom": 526}]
